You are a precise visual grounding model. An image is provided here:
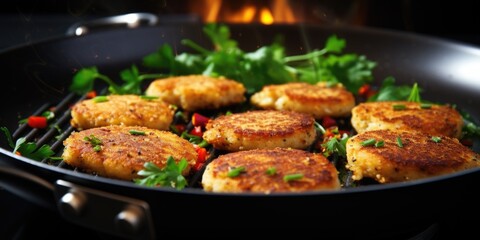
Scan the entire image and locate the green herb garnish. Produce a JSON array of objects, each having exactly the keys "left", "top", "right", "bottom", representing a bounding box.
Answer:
[
  {"left": 84, "top": 134, "right": 103, "bottom": 152},
  {"left": 431, "top": 136, "right": 442, "bottom": 143},
  {"left": 314, "top": 121, "right": 326, "bottom": 134},
  {"left": 134, "top": 157, "right": 188, "bottom": 190},
  {"left": 283, "top": 173, "right": 304, "bottom": 182},
  {"left": 1, "top": 127, "right": 55, "bottom": 161},
  {"left": 322, "top": 137, "right": 348, "bottom": 157},
  {"left": 396, "top": 137, "right": 404, "bottom": 148},
  {"left": 129, "top": 130, "right": 146, "bottom": 136},
  {"left": 407, "top": 82, "right": 421, "bottom": 102},
  {"left": 375, "top": 140, "right": 385, "bottom": 147},
  {"left": 420, "top": 103, "right": 432, "bottom": 109},
  {"left": 142, "top": 23, "right": 376, "bottom": 94},
  {"left": 70, "top": 65, "right": 164, "bottom": 95},
  {"left": 227, "top": 166, "right": 246, "bottom": 178},
  {"left": 265, "top": 167, "right": 277, "bottom": 176},
  {"left": 393, "top": 104, "right": 406, "bottom": 110},
  {"left": 140, "top": 95, "right": 159, "bottom": 100},
  {"left": 92, "top": 96, "right": 108, "bottom": 103},
  {"left": 361, "top": 138, "right": 377, "bottom": 147}
]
